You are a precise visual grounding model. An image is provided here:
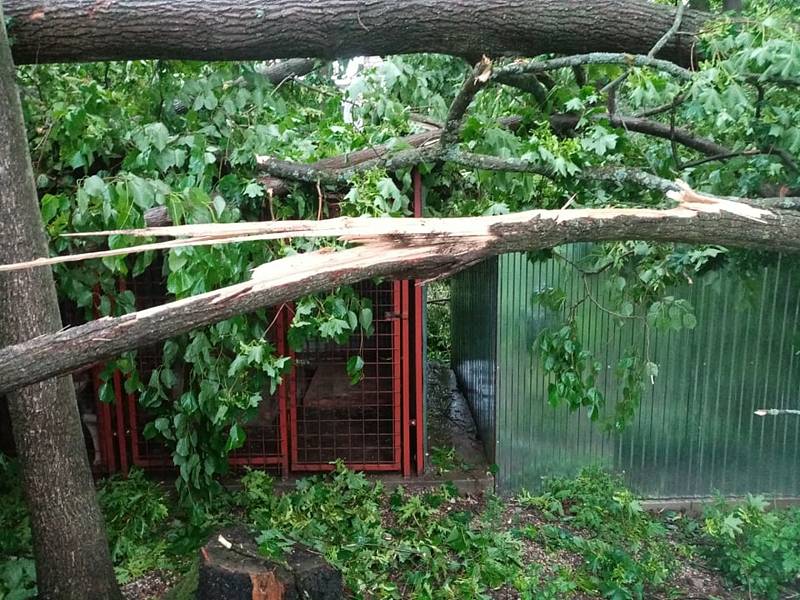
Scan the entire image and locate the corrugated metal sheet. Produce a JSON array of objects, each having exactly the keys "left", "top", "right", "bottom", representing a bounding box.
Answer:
[
  {"left": 451, "top": 257, "right": 498, "bottom": 464},
  {"left": 452, "top": 247, "right": 800, "bottom": 498}
]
